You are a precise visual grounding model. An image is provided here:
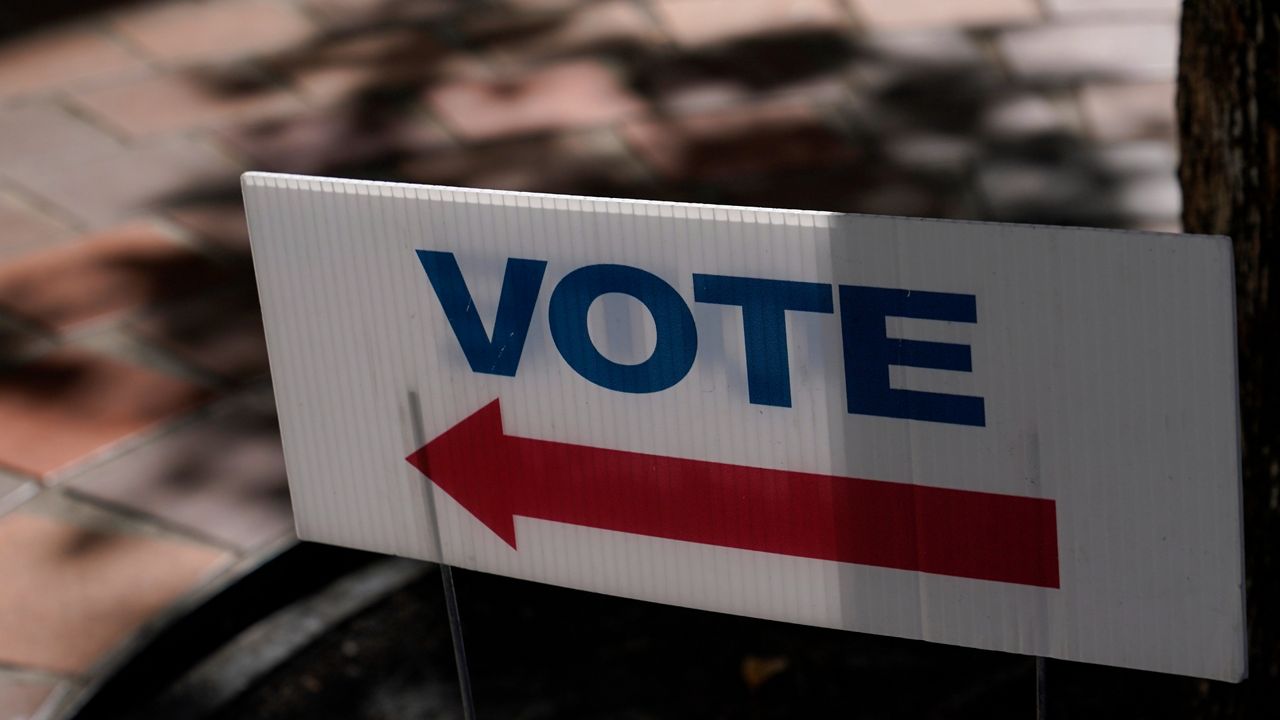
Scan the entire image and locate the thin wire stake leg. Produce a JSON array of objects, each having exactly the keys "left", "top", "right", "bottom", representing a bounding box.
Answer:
[
  {"left": 439, "top": 563, "right": 477, "bottom": 720},
  {"left": 409, "top": 391, "right": 478, "bottom": 720},
  {"left": 1035, "top": 656, "right": 1047, "bottom": 720}
]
